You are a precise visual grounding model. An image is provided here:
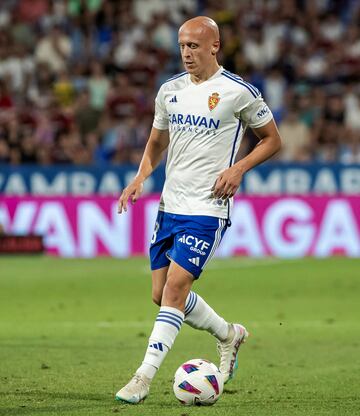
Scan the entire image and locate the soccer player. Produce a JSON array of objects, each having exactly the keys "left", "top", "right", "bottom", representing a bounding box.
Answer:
[{"left": 116, "top": 16, "right": 281, "bottom": 403}]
